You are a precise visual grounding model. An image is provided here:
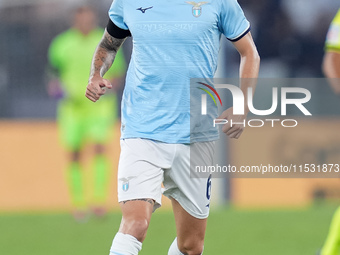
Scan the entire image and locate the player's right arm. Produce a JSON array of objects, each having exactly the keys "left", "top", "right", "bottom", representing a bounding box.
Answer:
[
  {"left": 323, "top": 52, "right": 340, "bottom": 78},
  {"left": 322, "top": 9, "right": 340, "bottom": 93},
  {"left": 218, "top": 32, "right": 260, "bottom": 139},
  {"left": 86, "top": 28, "right": 127, "bottom": 102}
]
